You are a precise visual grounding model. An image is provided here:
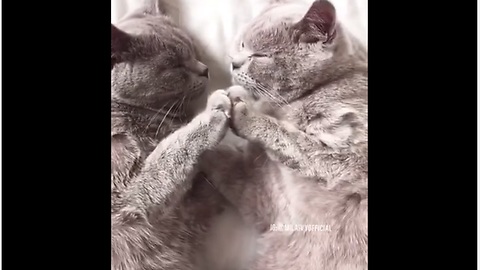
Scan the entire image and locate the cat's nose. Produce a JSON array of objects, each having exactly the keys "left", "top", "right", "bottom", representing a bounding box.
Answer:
[
  {"left": 192, "top": 60, "right": 209, "bottom": 78},
  {"left": 200, "top": 67, "right": 209, "bottom": 78},
  {"left": 231, "top": 55, "right": 246, "bottom": 71},
  {"left": 232, "top": 62, "right": 242, "bottom": 70}
]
